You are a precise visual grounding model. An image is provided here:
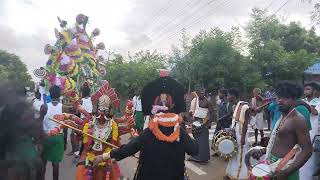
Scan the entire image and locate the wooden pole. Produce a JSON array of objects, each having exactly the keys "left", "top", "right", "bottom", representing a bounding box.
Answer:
[
  {"left": 49, "top": 117, "right": 140, "bottom": 159},
  {"left": 49, "top": 117, "right": 119, "bottom": 148}
]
